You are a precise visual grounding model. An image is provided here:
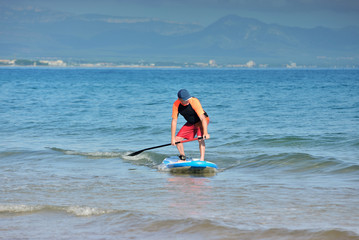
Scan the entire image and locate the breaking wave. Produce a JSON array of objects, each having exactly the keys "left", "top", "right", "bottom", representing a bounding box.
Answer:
[
  {"left": 48, "top": 147, "right": 359, "bottom": 176},
  {"left": 1, "top": 203, "right": 357, "bottom": 240},
  {"left": 0, "top": 204, "right": 118, "bottom": 217}
]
